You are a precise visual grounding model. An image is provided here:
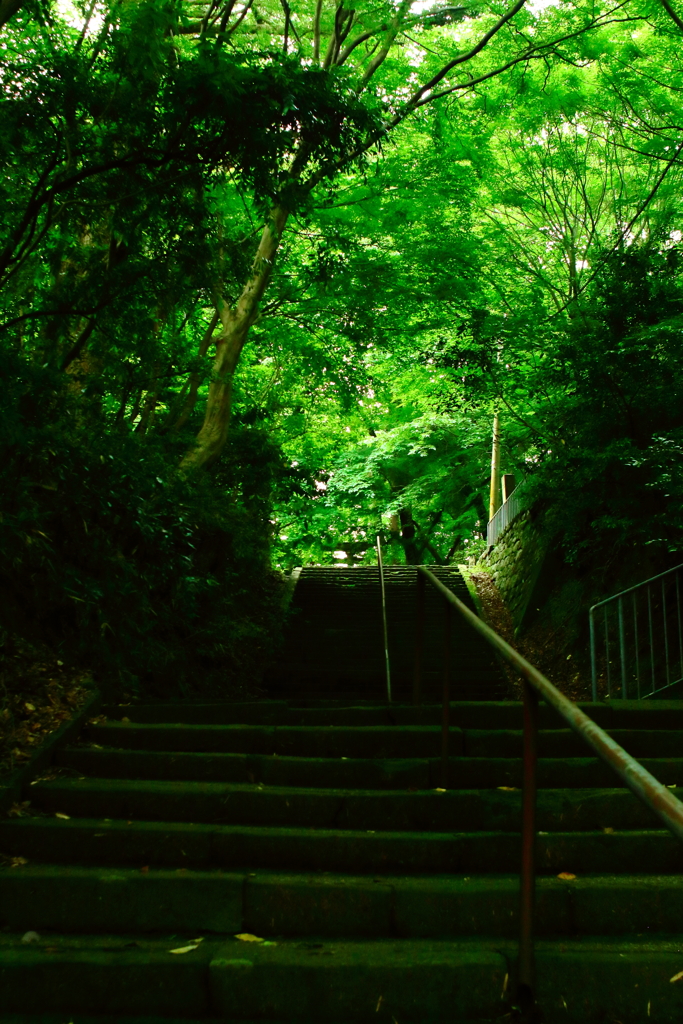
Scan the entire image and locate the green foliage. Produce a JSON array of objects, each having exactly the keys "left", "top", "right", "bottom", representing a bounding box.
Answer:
[
  {"left": 0, "top": 349, "right": 283, "bottom": 697},
  {"left": 524, "top": 244, "right": 683, "bottom": 566},
  {"left": 4, "top": 0, "right": 683, "bottom": 668}
]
